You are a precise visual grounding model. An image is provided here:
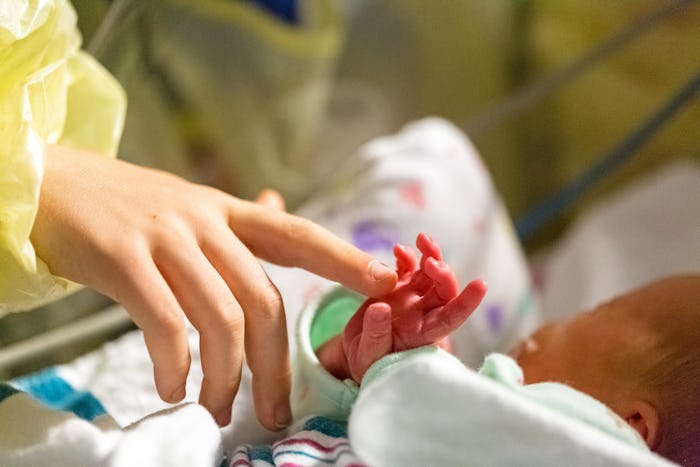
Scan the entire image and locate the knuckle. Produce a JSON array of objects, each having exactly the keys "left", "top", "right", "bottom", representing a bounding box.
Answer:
[
  {"left": 155, "top": 311, "right": 186, "bottom": 338},
  {"left": 215, "top": 301, "right": 246, "bottom": 337},
  {"left": 367, "top": 328, "right": 389, "bottom": 342},
  {"left": 151, "top": 214, "right": 189, "bottom": 241},
  {"left": 254, "top": 284, "right": 285, "bottom": 321},
  {"left": 260, "top": 284, "right": 284, "bottom": 319}
]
